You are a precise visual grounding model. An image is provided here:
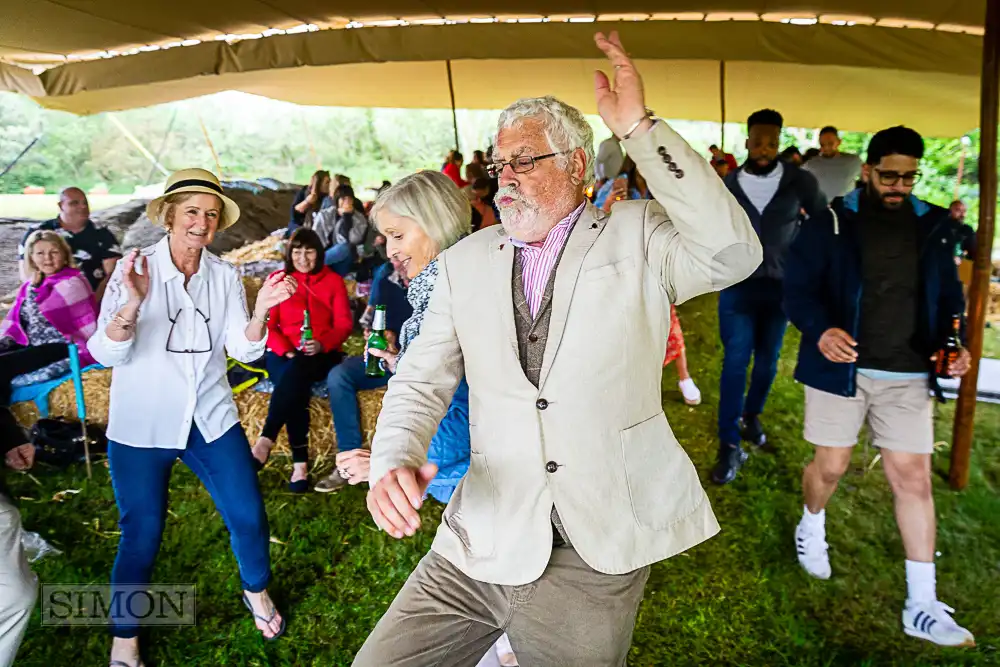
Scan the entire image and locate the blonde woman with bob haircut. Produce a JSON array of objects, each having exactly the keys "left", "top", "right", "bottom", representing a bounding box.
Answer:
[
  {"left": 89, "top": 169, "right": 298, "bottom": 667},
  {"left": 320, "top": 170, "right": 519, "bottom": 666}
]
